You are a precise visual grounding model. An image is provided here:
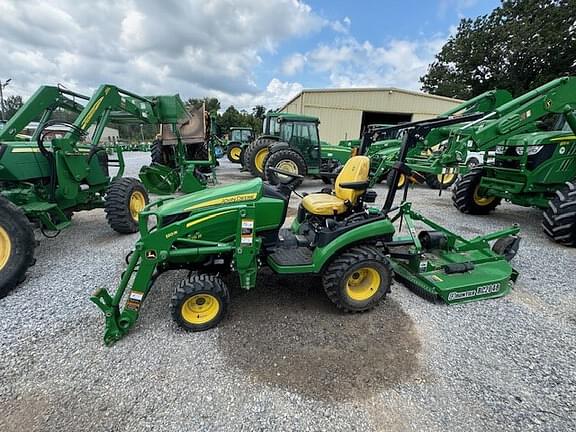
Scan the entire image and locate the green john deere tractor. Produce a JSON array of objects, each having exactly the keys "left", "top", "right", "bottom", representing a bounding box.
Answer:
[
  {"left": 244, "top": 113, "right": 352, "bottom": 185},
  {"left": 226, "top": 127, "right": 254, "bottom": 163},
  {"left": 0, "top": 84, "right": 203, "bottom": 297},
  {"left": 92, "top": 117, "right": 521, "bottom": 345},
  {"left": 241, "top": 111, "right": 282, "bottom": 173},
  {"left": 447, "top": 76, "right": 576, "bottom": 246}
]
